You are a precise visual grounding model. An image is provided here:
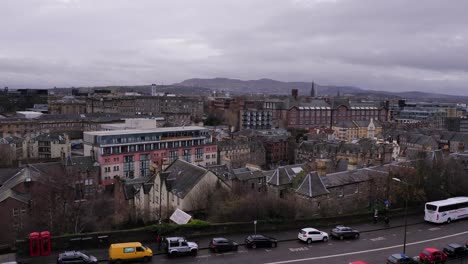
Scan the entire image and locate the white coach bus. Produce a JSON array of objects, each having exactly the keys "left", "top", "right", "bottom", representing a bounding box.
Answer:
[{"left": 424, "top": 197, "right": 468, "bottom": 223}]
